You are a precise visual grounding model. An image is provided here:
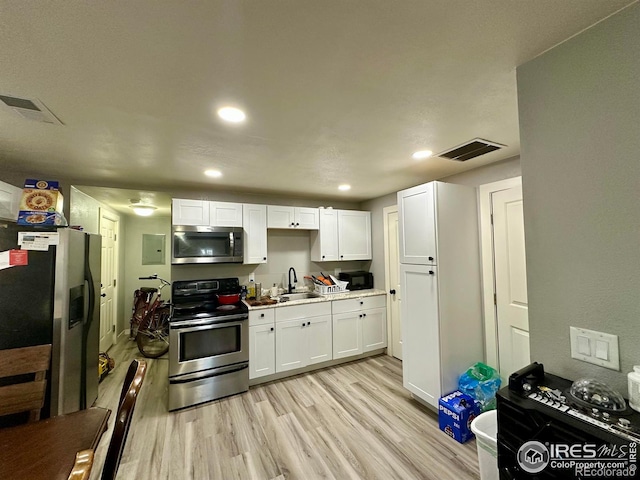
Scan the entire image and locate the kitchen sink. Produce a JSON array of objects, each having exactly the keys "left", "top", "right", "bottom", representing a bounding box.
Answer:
[{"left": 278, "top": 292, "right": 322, "bottom": 302}]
